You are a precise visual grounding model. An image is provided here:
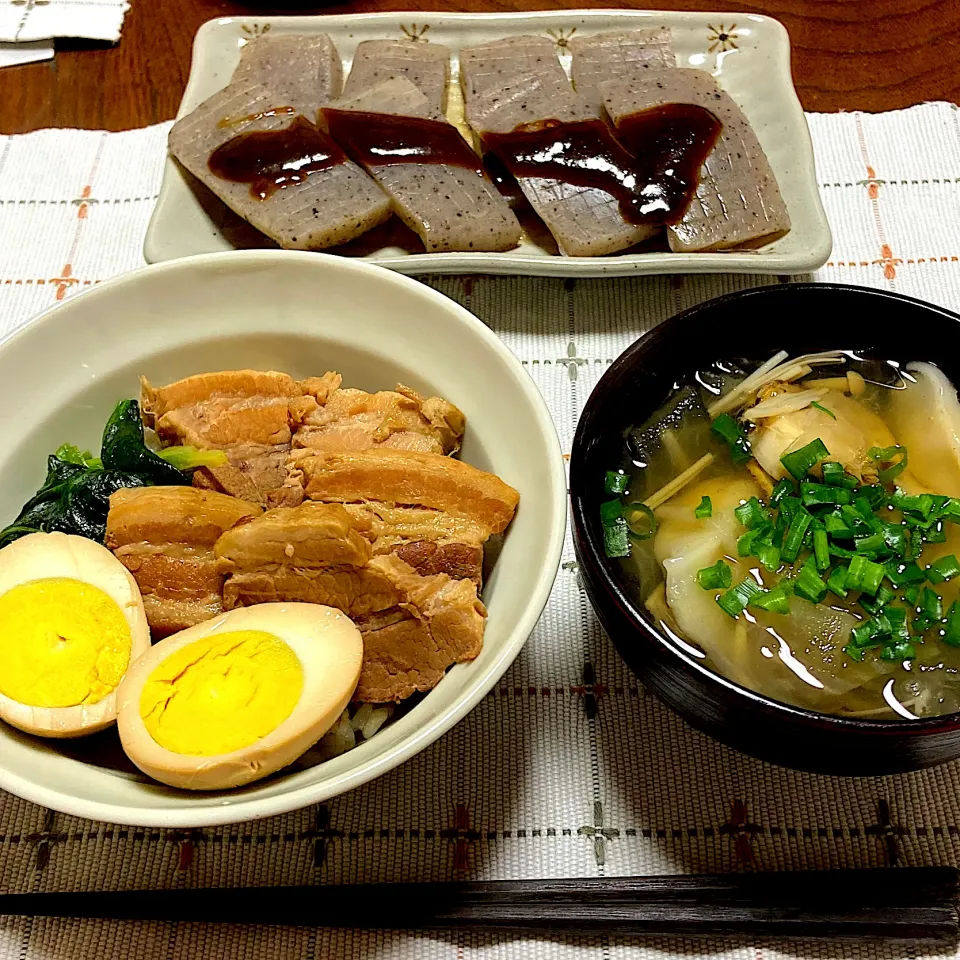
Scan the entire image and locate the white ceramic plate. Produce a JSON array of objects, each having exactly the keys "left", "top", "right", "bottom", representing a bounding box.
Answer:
[
  {"left": 0, "top": 251, "right": 565, "bottom": 827},
  {"left": 145, "top": 9, "right": 832, "bottom": 278}
]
